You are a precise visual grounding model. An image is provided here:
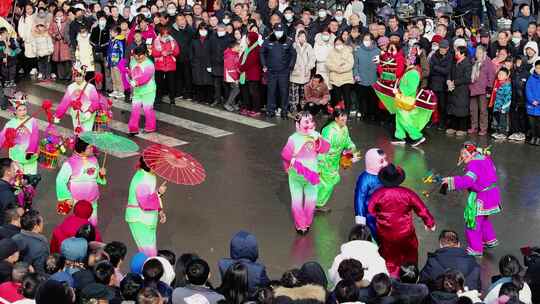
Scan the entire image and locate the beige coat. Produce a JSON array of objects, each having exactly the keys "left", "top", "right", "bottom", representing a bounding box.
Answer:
[
  {"left": 290, "top": 42, "right": 315, "bottom": 84},
  {"left": 326, "top": 46, "right": 354, "bottom": 87}
]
